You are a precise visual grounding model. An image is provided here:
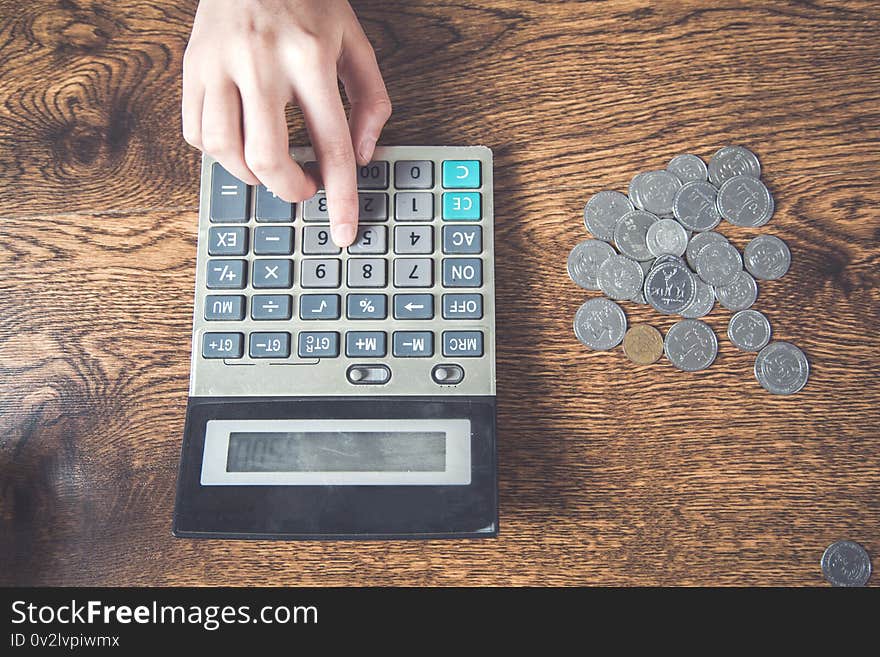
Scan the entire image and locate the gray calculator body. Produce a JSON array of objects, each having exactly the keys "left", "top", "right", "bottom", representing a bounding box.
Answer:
[{"left": 173, "top": 146, "right": 498, "bottom": 540}]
